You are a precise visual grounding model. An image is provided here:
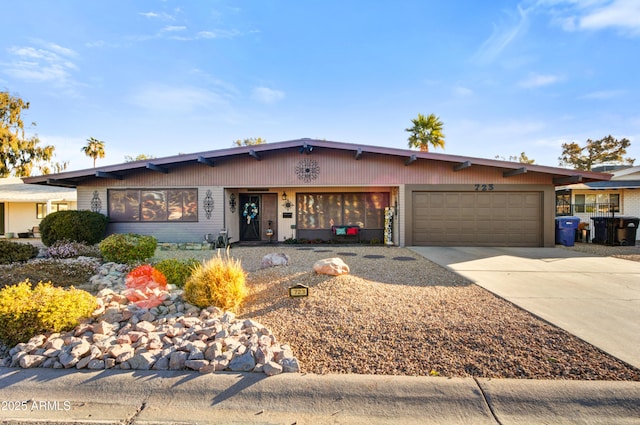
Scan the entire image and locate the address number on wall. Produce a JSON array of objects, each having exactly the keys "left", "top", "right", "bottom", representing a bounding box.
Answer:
[{"left": 474, "top": 184, "right": 495, "bottom": 191}]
